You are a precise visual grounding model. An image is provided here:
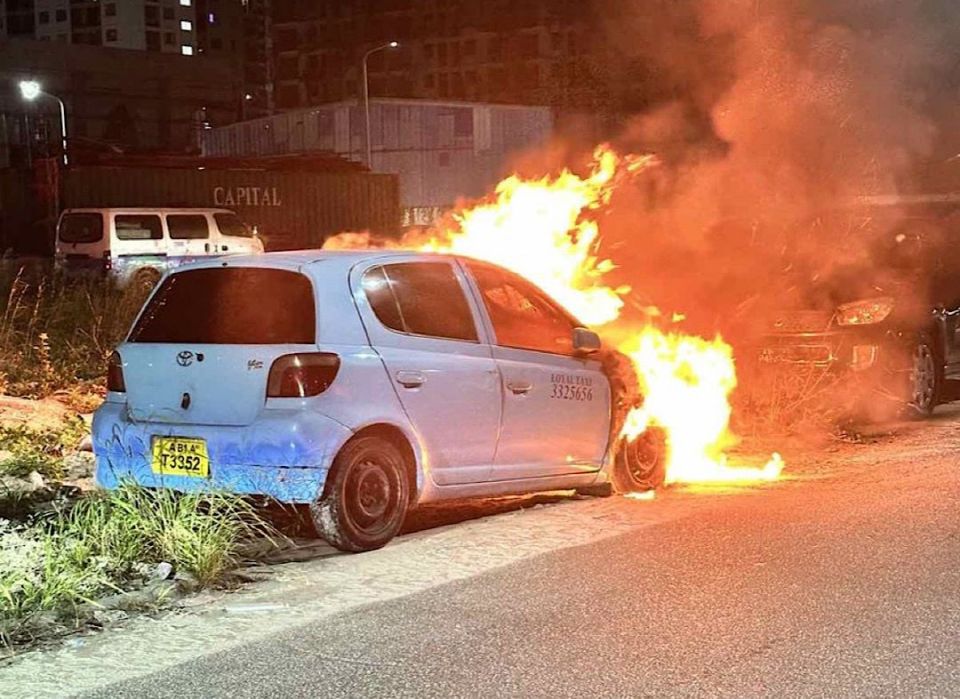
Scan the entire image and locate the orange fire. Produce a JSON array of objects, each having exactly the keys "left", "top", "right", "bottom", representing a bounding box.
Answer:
[{"left": 330, "top": 145, "right": 784, "bottom": 487}]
